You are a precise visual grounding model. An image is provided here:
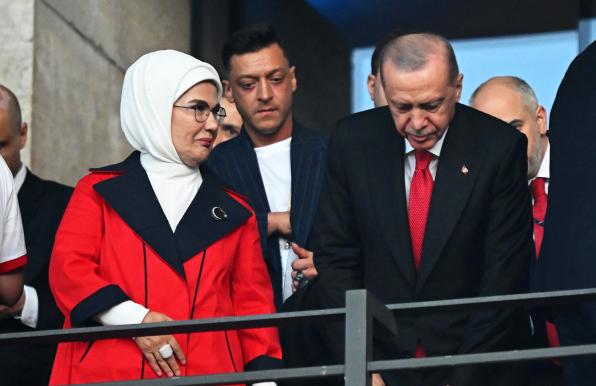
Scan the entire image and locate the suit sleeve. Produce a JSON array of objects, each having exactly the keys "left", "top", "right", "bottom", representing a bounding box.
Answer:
[
  {"left": 29, "top": 190, "right": 72, "bottom": 330},
  {"left": 311, "top": 126, "right": 365, "bottom": 360},
  {"left": 49, "top": 175, "right": 130, "bottom": 327},
  {"left": 230, "top": 210, "right": 283, "bottom": 371},
  {"left": 449, "top": 134, "right": 532, "bottom": 385}
]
